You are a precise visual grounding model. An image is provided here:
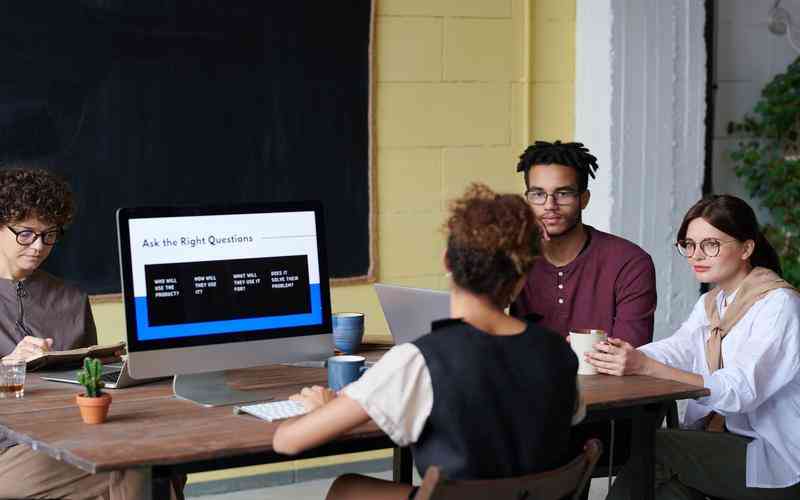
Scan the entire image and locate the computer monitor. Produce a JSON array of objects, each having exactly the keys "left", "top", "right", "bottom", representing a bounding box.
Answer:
[{"left": 116, "top": 202, "right": 333, "bottom": 406}]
